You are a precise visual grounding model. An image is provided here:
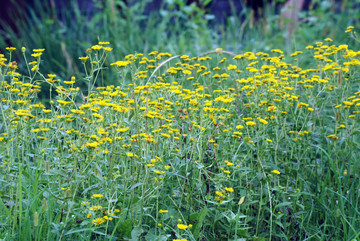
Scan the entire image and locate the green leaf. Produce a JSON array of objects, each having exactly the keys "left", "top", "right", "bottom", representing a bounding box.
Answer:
[
  {"left": 117, "top": 219, "right": 133, "bottom": 239},
  {"left": 192, "top": 207, "right": 208, "bottom": 240},
  {"left": 275, "top": 202, "right": 293, "bottom": 209},
  {"left": 130, "top": 228, "right": 143, "bottom": 241}
]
